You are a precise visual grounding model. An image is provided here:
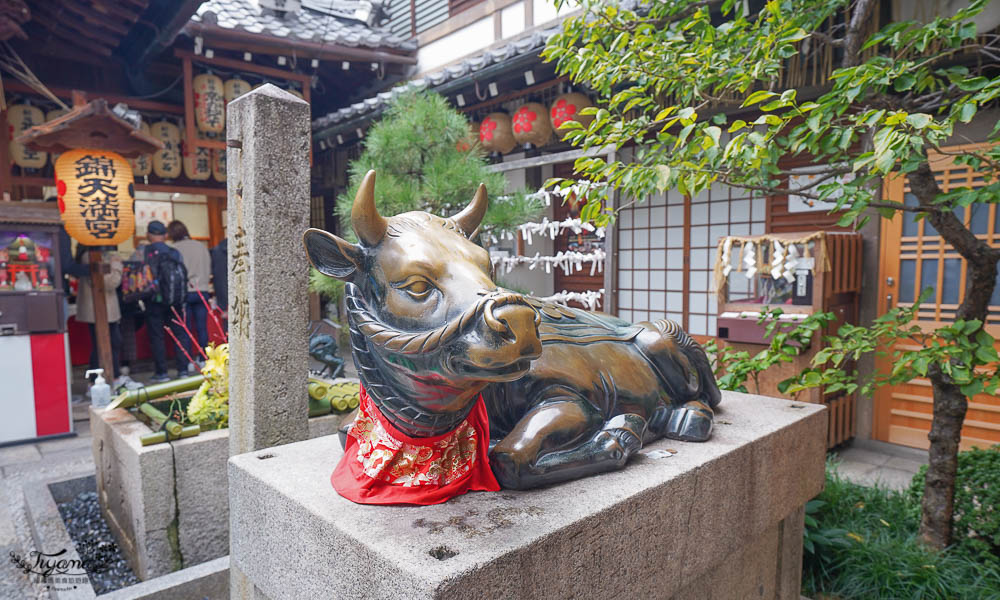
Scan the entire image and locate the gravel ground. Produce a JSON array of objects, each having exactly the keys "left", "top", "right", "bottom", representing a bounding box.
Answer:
[{"left": 56, "top": 491, "right": 139, "bottom": 595}]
